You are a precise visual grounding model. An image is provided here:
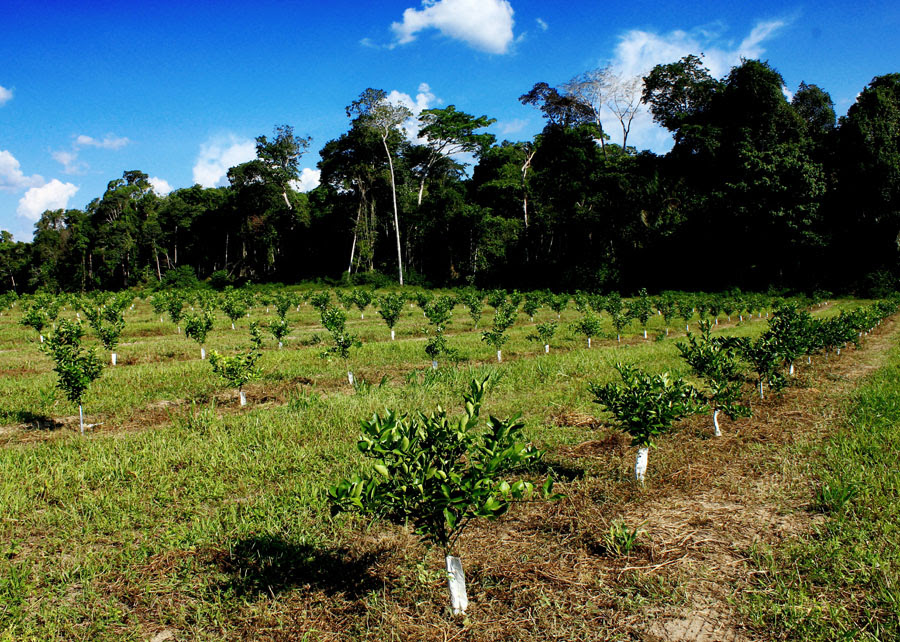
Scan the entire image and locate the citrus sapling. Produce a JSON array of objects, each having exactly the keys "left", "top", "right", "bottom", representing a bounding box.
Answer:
[
  {"left": 589, "top": 363, "right": 703, "bottom": 483},
  {"left": 328, "top": 378, "right": 559, "bottom": 616},
  {"left": 41, "top": 319, "right": 104, "bottom": 434}
]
